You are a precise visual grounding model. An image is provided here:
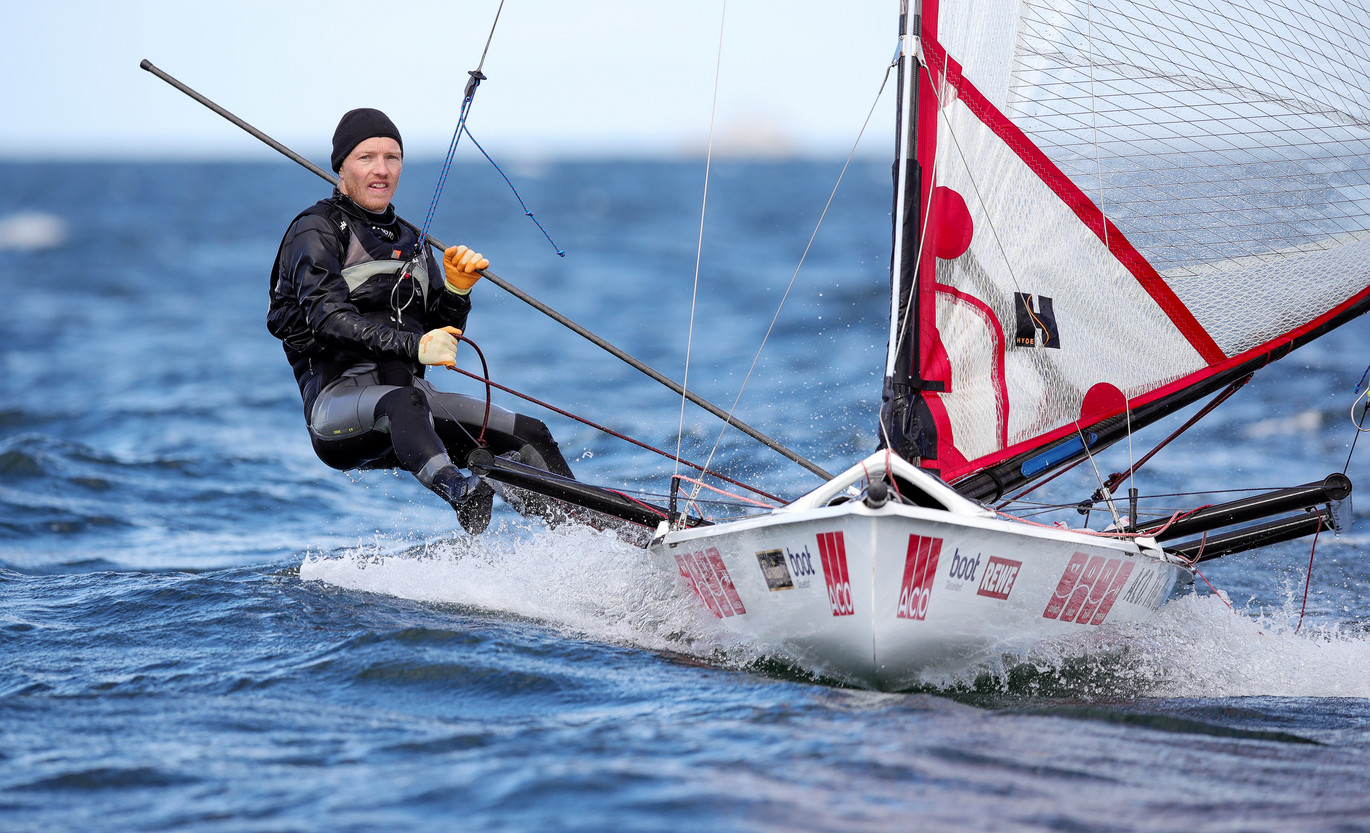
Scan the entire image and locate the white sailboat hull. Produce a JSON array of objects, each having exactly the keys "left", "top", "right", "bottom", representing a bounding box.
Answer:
[{"left": 647, "top": 453, "right": 1186, "bottom": 690}]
